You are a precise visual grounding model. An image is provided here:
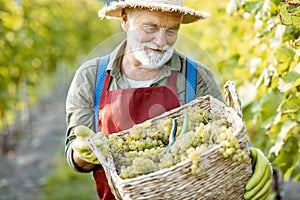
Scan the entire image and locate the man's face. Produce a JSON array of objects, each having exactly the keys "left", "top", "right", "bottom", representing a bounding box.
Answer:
[{"left": 125, "top": 9, "right": 182, "bottom": 69}]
